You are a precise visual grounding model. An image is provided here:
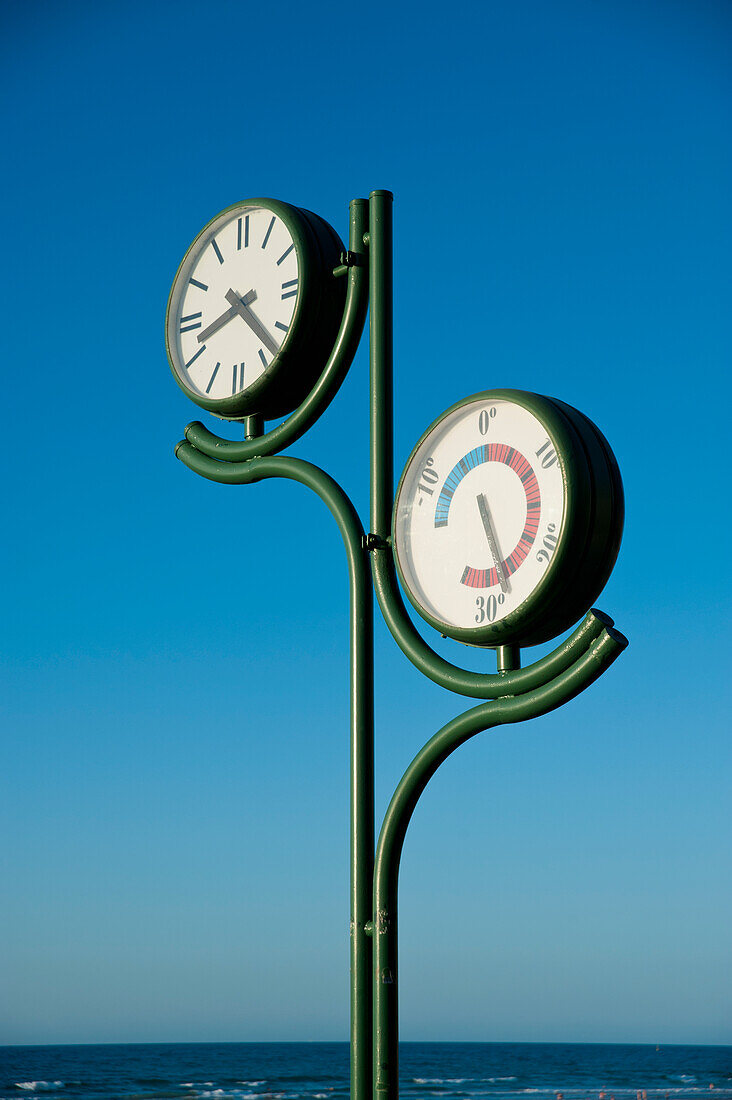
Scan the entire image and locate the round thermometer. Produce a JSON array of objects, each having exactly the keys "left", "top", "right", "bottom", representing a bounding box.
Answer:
[{"left": 393, "top": 389, "right": 623, "bottom": 648}]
